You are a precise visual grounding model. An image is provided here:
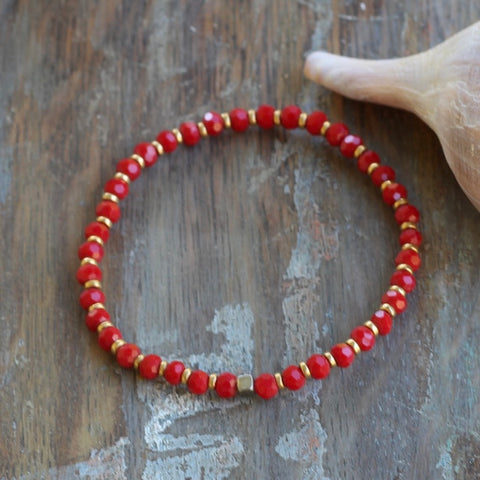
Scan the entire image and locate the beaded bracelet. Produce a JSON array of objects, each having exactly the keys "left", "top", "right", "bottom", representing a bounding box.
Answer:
[{"left": 76, "top": 105, "right": 421, "bottom": 400}]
